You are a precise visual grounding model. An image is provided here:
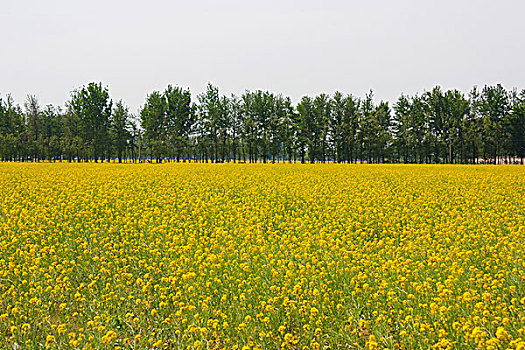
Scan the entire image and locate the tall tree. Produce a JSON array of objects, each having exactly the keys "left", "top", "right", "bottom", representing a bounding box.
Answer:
[
  {"left": 241, "top": 92, "right": 256, "bottom": 162},
  {"left": 24, "top": 95, "right": 43, "bottom": 160},
  {"left": 252, "top": 91, "right": 274, "bottom": 163},
  {"left": 111, "top": 100, "right": 132, "bottom": 163},
  {"left": 165, "top": 85, "right": 193, "bottom": 162},
  {"left": 508, "top": 90, "right": 525, "bottom": 163},
  {"left": 410, "top": 95, "right": 429, "bottom": 164},
  {"left": 70, "top": 82, "right": 113, "bottom": 162},
  {"left": 359, "top": 91, "right": 374, "bottom": 163},
  {"left": 0, "top": 95, "right": 24, "bottom": 161},
  {"left": 228, "top": 94, "right": 243, "bottom": 162},
  {"left": 313, "top": 94, "right": 331, "bottom": 162},
  {"left": 472, "top": 84, "right": 510, "bottom": 164},
  {"left": 198, "top": 84, "right": 221, "bottom": 162},
  {"left": 330, "top": 91, "right": 346, "bottom": 163},
  {"left": 296, "top": 96, "right": 314, "bottom": 163},
  {"left": 61, "top": 103, "right": 80, "bottom": 162},
  {"left": 424, "top": 86, "right": 447, "bottom": 163},
  {"left": 443, "top": 90, "right": 470, "bottom": 163},
  {"left": 375, "top": 101, "right": 392, "bottom": 163},
  {"left": 41, "top": 105, "right": 62, "bottom": 161},
  {"left": 342, "top": 94, "right": 360, "bottom": 163},
  {"left": 393, "top": 94, "right": 411, "bottom": 163},
  {"left": 140, "top": 91, "right": 167, "bottom": 162}
]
